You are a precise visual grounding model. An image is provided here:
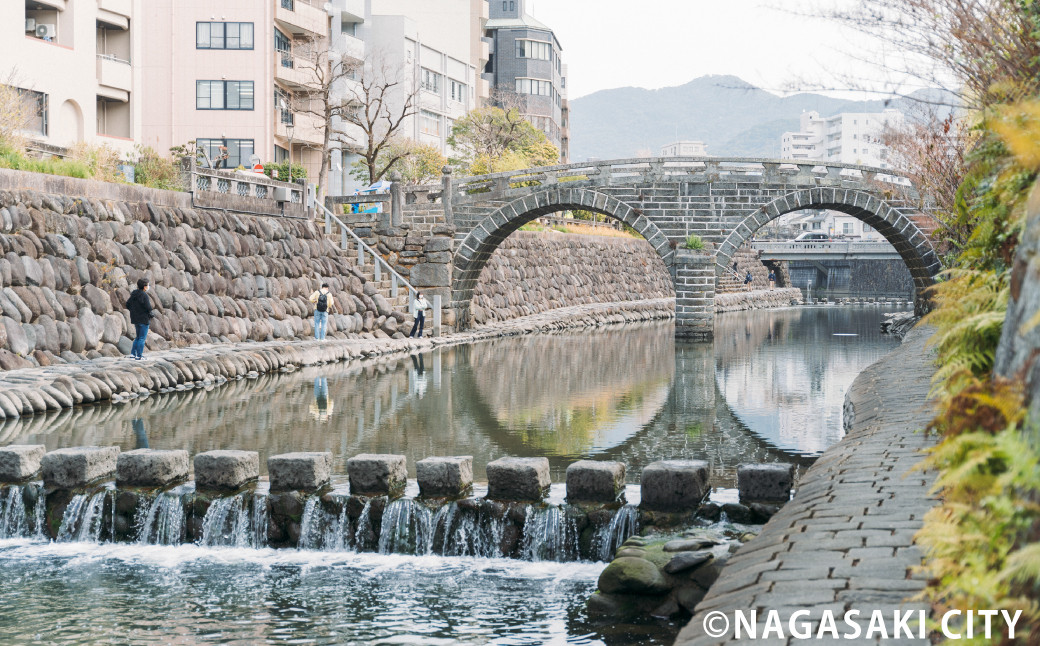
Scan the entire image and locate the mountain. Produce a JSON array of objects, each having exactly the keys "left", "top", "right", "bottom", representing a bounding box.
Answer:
[{"left": 566, "top": 75, "right": 912, "bottom": 161}]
